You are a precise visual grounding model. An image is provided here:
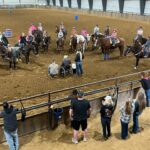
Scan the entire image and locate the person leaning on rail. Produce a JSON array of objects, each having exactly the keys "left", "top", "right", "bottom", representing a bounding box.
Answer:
[
  {"left": 140, "top": 72, "right": 150, "bottom": 107},
  {"left": 69, "top": 90, "right": 91, "bottom": 144},
  {"left": 0, "top": 102, "right": 19, "bottom": 150}
]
